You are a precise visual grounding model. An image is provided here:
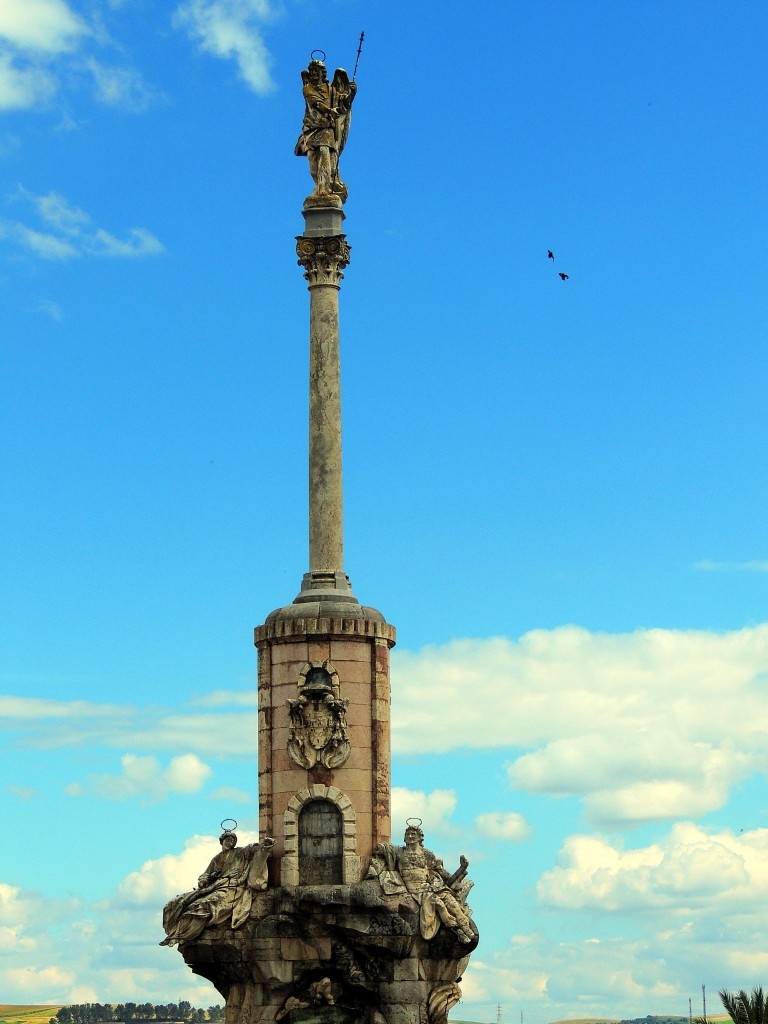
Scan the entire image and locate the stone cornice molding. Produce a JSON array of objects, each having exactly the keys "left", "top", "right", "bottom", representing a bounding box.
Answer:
[
  {"left": 296, "top": 235, "right": 351, "bottom": 288},
  {"left": 255, "top": 615, "right": 396, "bottom": 647}
]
